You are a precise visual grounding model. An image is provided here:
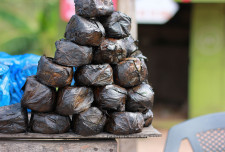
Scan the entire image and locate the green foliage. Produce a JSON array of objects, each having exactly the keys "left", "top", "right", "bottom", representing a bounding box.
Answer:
[
  {"left": 0, "top": 36, "right": 39, "bottom": 55},
  {"left": 0, "top": 10, "right": 30, "bottom": 32},
  {"left": 0, "top": 0, "right": 67, "bottom": 56}
]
